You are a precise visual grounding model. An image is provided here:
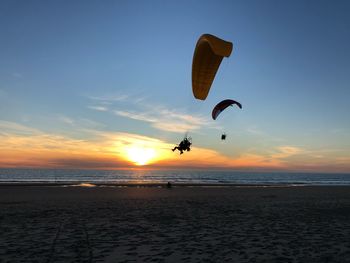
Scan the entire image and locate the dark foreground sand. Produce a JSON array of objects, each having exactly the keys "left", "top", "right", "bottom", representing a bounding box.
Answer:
[{"left": 1, "top": 185, "right": 350, "bottom": 262}]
